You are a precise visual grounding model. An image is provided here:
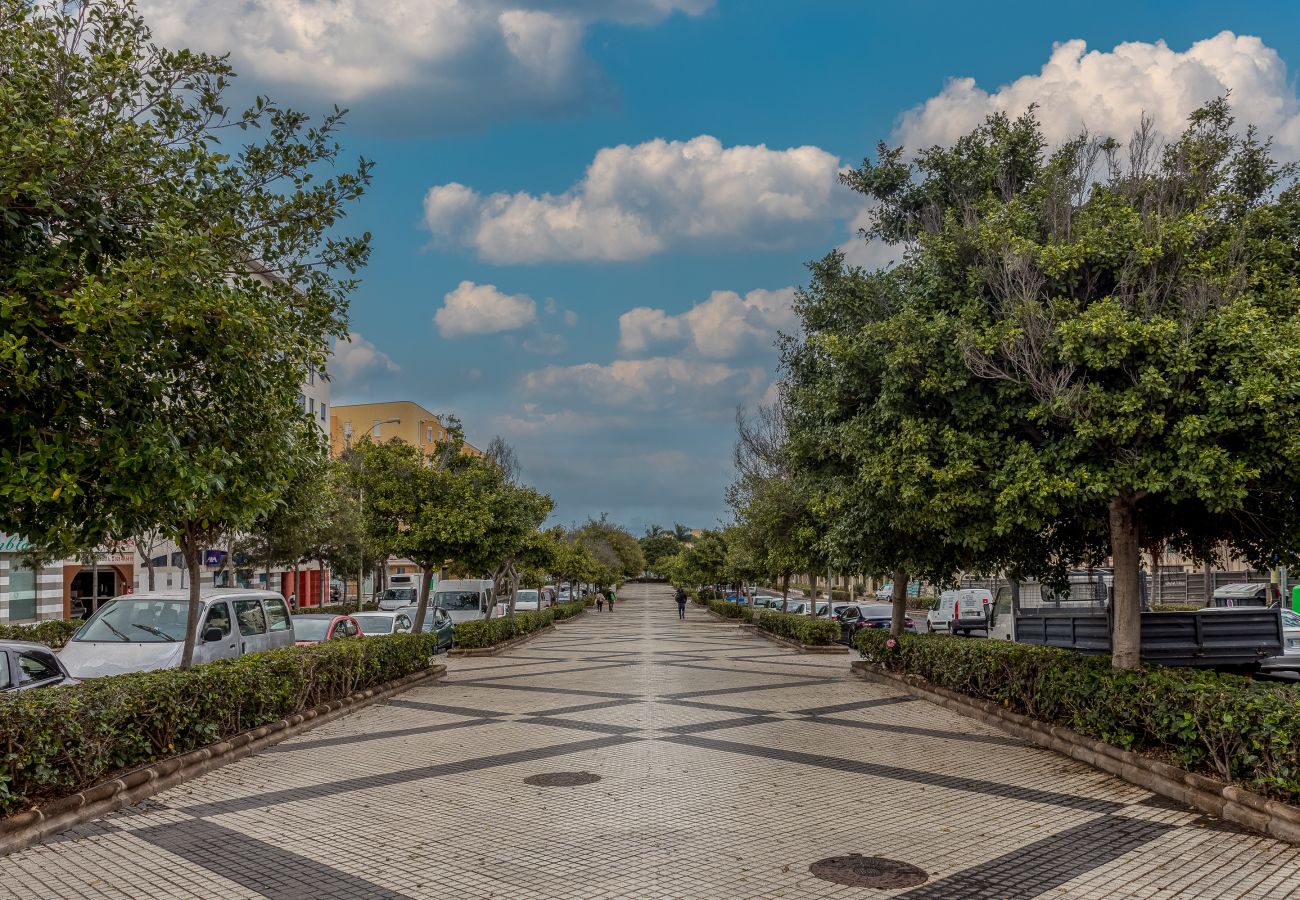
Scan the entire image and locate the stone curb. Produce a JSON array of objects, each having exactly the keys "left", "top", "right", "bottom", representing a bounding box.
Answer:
[
  {"left": 1, "top": 663, "right": 448, "bottom": 857},
  {"left": 849, "top": 659, "right": 1300, "bottom": 846},
  {"left": 740, "top": 623, "right": 849, "bottom": 654}
]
